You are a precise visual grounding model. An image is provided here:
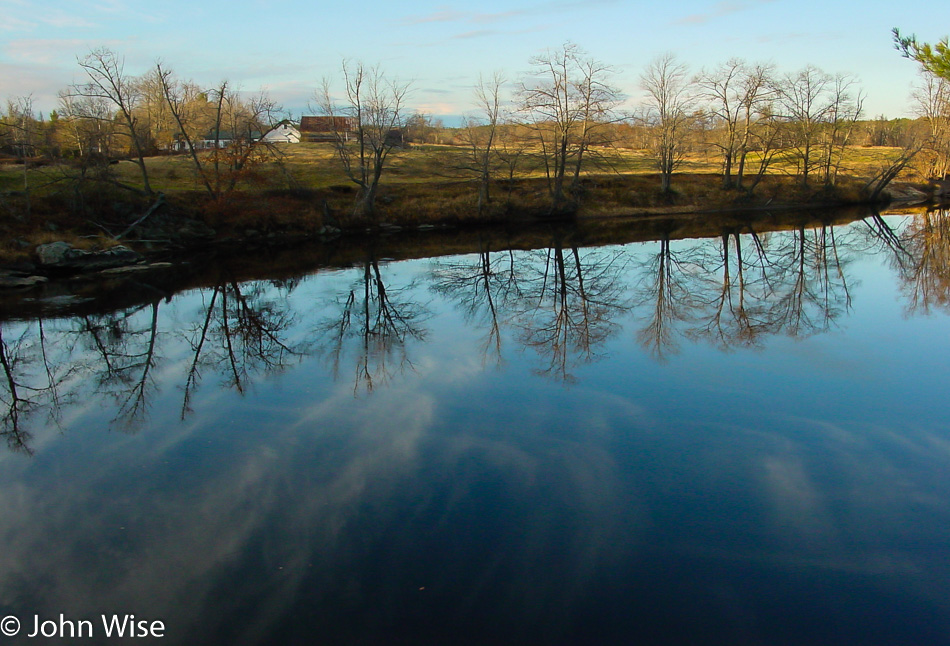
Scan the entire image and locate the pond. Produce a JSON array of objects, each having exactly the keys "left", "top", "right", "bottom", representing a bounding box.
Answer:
[{"left": 2, "top": 208, "right": 950, "bottom": 645}]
